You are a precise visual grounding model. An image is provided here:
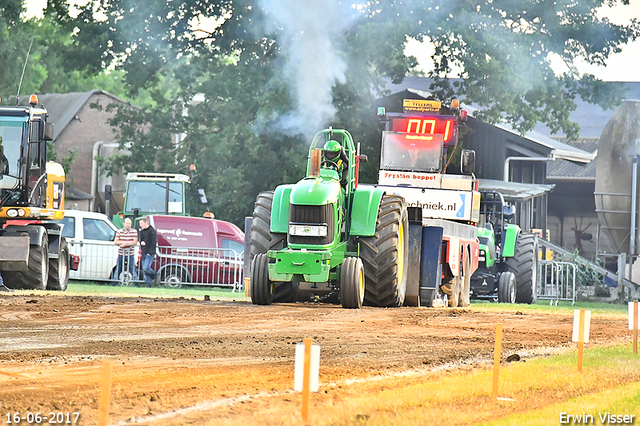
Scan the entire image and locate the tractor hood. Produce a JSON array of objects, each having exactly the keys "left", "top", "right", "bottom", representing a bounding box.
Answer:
[
  {"left": 290, "top": 173, "right": 342, "bottom": 206},
  {"left": 477, "top": 227, "right": 493, "bottom": 240},
  {"left": 477, "top": 227, "right": 495, "bottom": 250}
]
